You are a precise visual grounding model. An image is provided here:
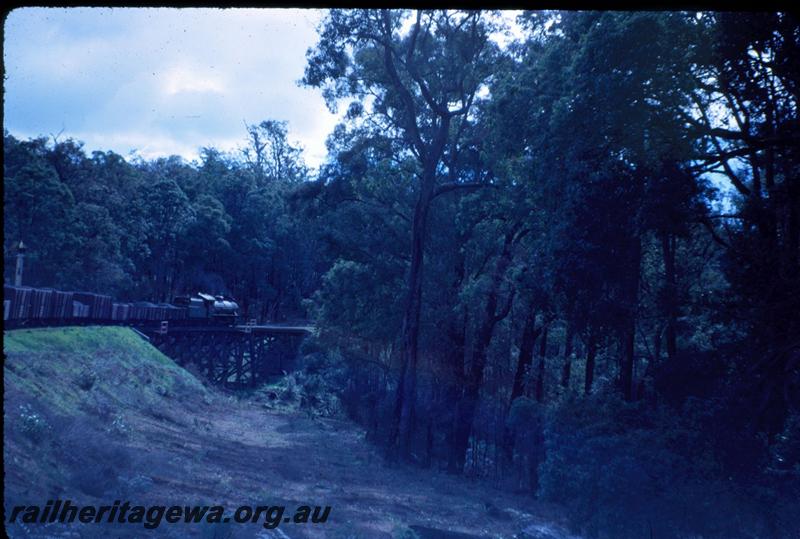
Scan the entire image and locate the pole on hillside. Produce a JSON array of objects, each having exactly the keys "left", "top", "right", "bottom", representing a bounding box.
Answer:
[{"left": 14, "top": 241, "right": 26, "bottom": 286}]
